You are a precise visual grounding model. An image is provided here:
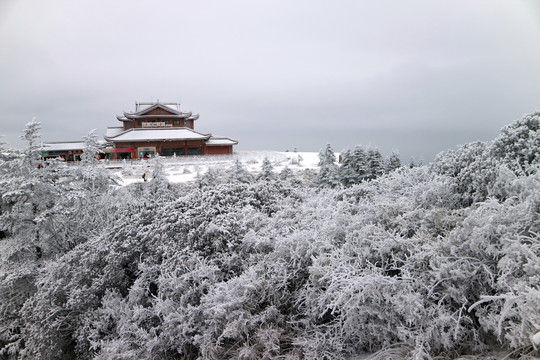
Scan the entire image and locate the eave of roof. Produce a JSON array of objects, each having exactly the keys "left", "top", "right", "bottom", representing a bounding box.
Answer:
[
  {"left": 42, "top": 140, "right": 107, "bottom": 152},
  {"left": 105, "top": 127, "right": 125, "bottom": 139},
  {"left": 206, "top": 136, "right": 239, "bottom": 146},
  {"left": 123, "top": 113, "right": 192, "bottom": 119}
]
